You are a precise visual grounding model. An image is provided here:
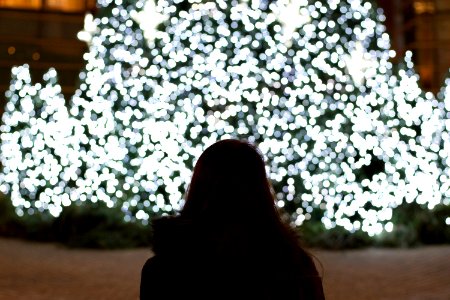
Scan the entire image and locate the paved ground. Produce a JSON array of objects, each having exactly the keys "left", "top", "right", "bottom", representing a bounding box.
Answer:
[{"left": 0, "top": 237, "right": 449, "bottom": 299}]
